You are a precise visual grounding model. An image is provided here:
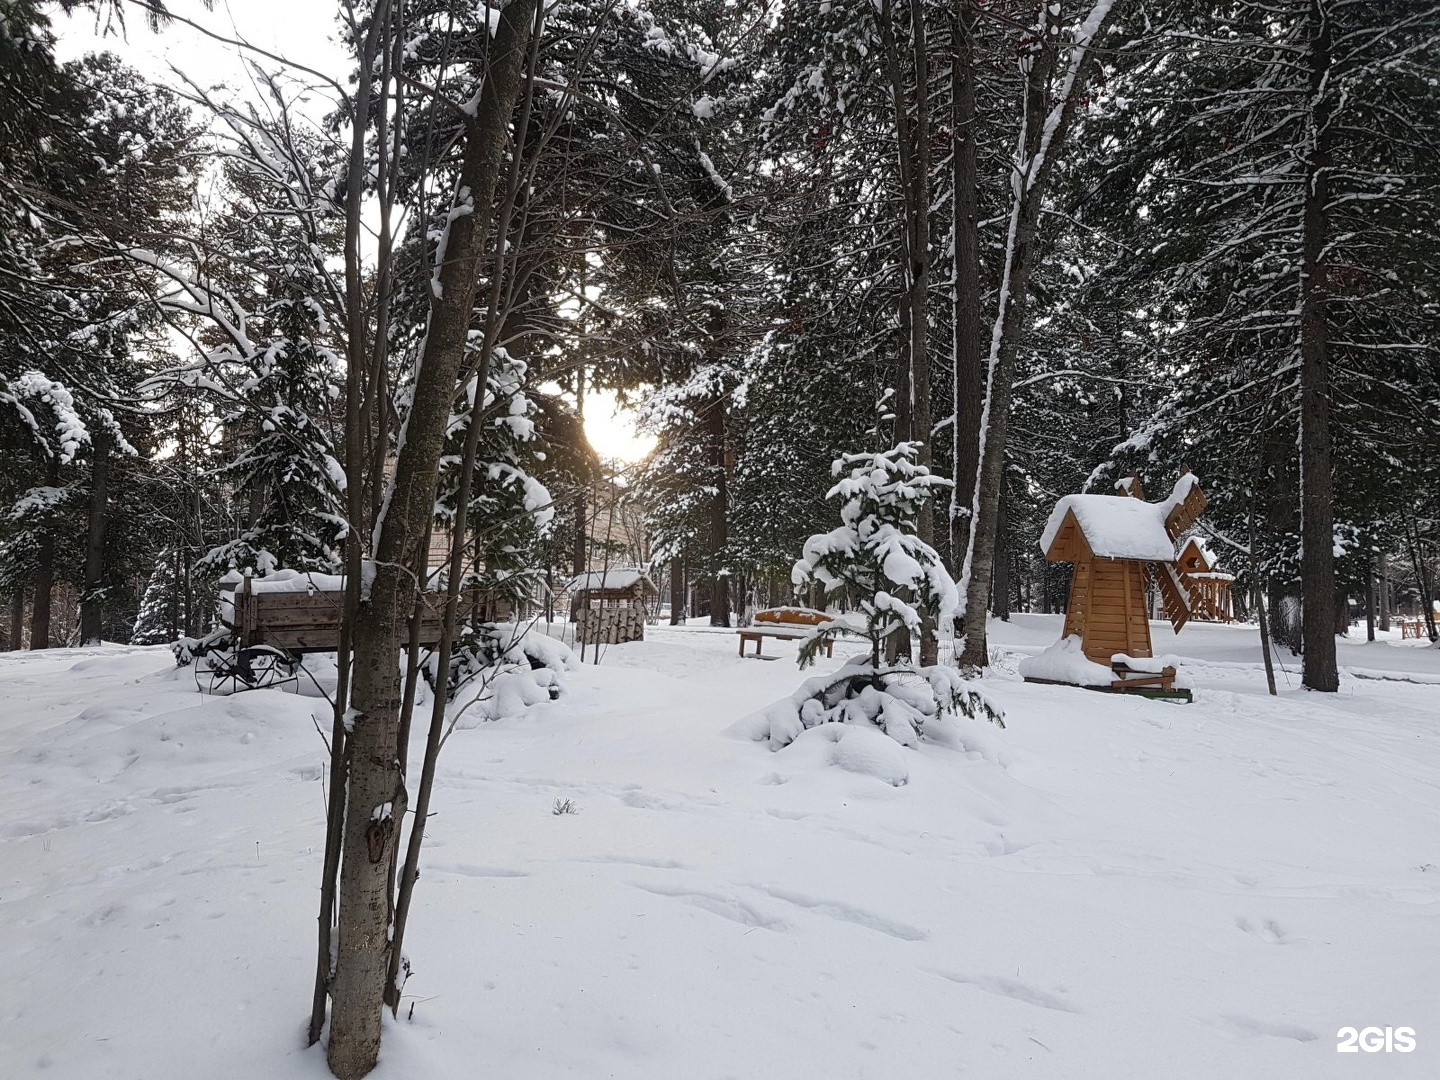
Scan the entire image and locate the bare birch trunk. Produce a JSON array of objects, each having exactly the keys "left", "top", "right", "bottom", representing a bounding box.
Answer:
[{"left": 958, "top": 1, "right": 1118, "bottom": 670}]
